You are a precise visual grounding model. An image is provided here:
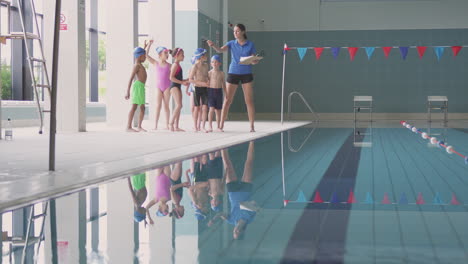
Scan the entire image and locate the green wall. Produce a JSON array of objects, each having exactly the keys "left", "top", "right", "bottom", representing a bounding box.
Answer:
[{"left": 231, "top": 29, "right": 468, "bottom": 114}]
